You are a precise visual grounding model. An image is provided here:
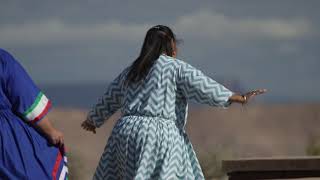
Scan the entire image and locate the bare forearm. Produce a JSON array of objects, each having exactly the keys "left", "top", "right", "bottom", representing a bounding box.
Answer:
[
  {"left": 229, "top": 94, "right": 246, "bottom": 104},
  {"left": 34, "top": 117, "right": 55, "bottom": 136},
  {"left": 33, "top": 117, "right": 64, "bottom": 146}
]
